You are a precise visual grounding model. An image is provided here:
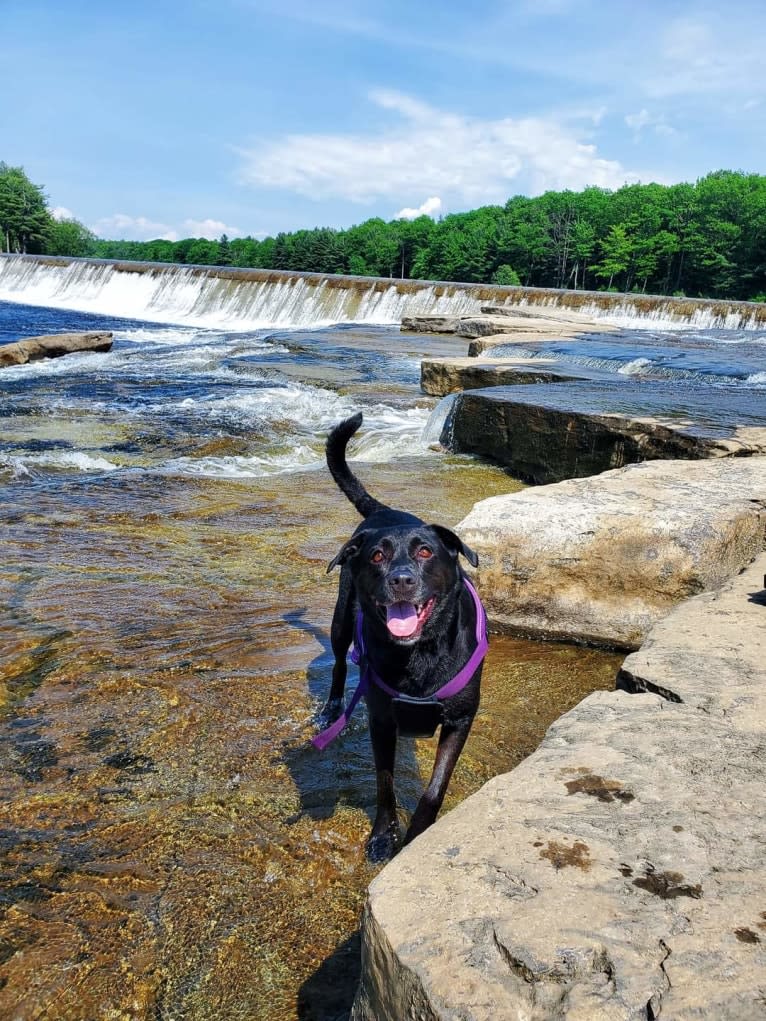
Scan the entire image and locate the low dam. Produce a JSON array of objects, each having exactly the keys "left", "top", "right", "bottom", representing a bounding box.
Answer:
[{"left": 1, "top": 253, "right": 766, "bottom": 330}]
